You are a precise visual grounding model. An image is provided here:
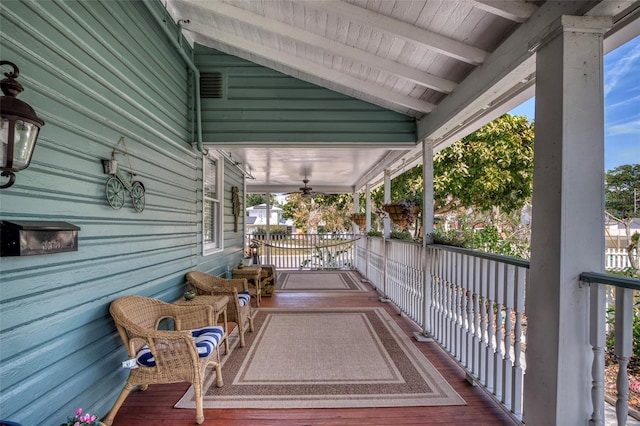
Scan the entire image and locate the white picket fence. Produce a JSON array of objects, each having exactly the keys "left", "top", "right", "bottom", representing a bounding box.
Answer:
[{"left": 605, "top": 248, "right": 638, "bottom": 270}]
